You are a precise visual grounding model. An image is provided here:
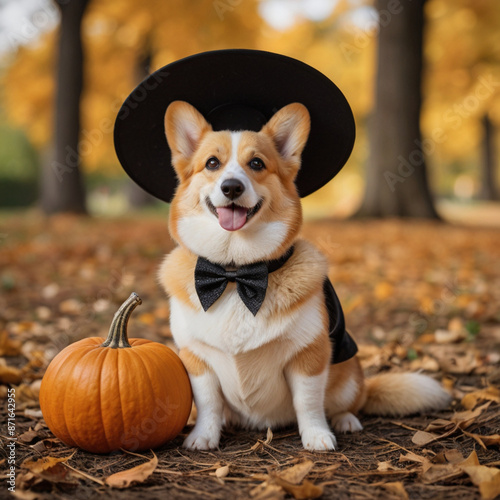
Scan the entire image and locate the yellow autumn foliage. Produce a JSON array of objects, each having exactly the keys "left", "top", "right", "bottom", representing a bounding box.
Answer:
[{"left": 1, "top": 0, "right": 499, "bottom": 198}]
